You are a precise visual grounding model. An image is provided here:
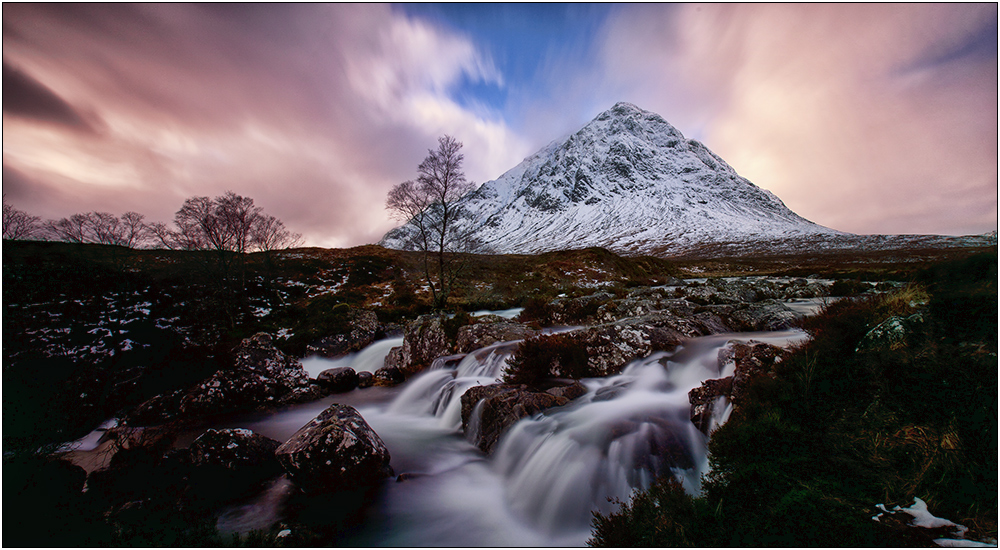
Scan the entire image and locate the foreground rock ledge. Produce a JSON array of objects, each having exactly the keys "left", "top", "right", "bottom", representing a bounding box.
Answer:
[{"left": 275, "top": 404, "right": 393, "bottom": 493}]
